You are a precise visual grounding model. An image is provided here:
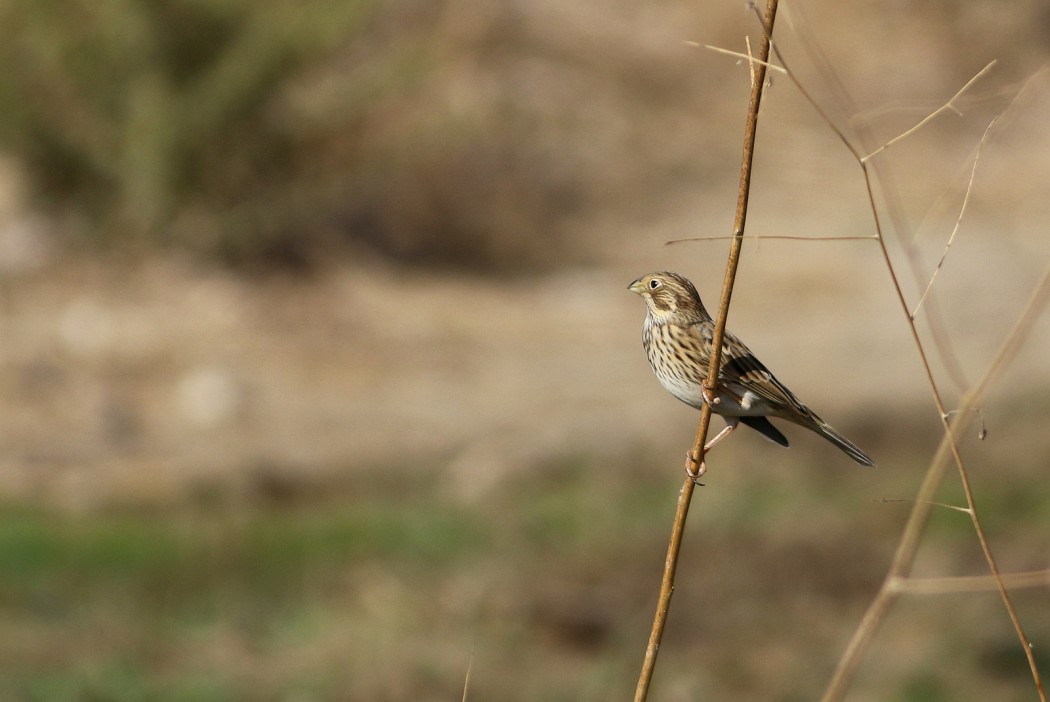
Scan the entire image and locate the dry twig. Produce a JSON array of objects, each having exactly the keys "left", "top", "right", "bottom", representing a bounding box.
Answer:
[
  {"left": 861, "top": 62, "right": 996, "bottom": 162},
  {"left": 633, "top": 1, "right": 780, "bottom": 700},
  {"left": 698, "top": 14, "right": 1047, "bottom": 702},
  {"left": 911, "top": 117, "right": 998, "bottom": 319},
  {"left": 668, "top": 234, "right": 876, "bottom": 244}
]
